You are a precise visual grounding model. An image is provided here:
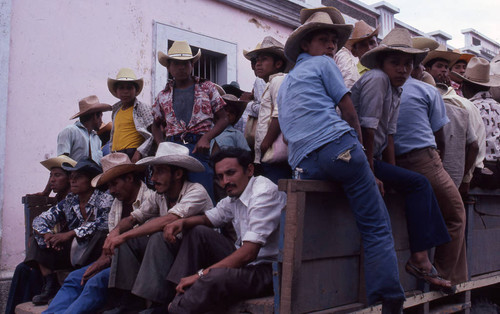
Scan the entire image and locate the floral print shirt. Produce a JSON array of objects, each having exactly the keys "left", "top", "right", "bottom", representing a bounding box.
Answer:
[
  {"left": 470, "top": 91, "right": 500, "bottom": 161},
  {"left": 152, "top": 77, "right": 226, "bottom": 137},
  {"left": 32, "top": 190, "right": 114, "bottom": 247}
]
